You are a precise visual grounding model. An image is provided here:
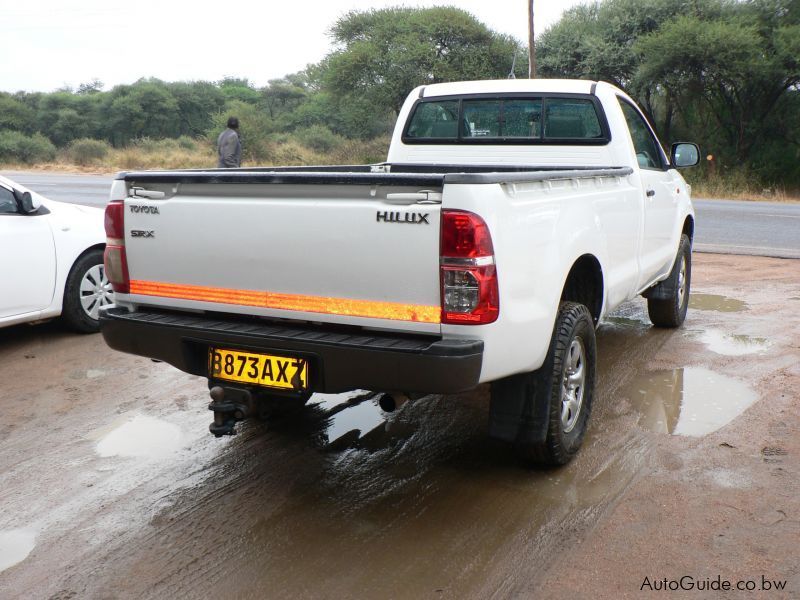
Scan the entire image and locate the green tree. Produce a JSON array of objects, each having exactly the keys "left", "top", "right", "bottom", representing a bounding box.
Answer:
[
  {"left": 262, "top": 78, "right": 307, "bottom": 119},
  {"left": 49, "top": 108, "right": 90, "bottom": 146},
  {"left": 77, "top": 79, "right": 104, "bottom": 95},
  {"left": 102, "top": 81, "right": 180, "bottom": 145},
  {"left": 636, "top": 2, "right": 800, "bottom": 163},
  {"left": 218, "top": 77, "right": 261, "bottom": 104},
  {"left": 324, "top": 7, "right": 525, "bottom": 113},
  {"left": 0, "top": 94, "right": 35, "bottom": 132},
  {"left": 538, "top": 0, "right": 800, "bottom": 187},
  {"left": 167, "top": 81, "right": 227, "bottom": 137}
]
